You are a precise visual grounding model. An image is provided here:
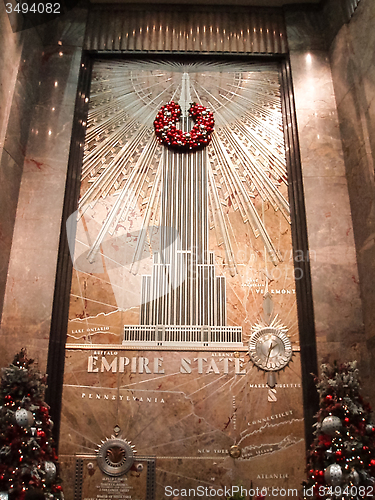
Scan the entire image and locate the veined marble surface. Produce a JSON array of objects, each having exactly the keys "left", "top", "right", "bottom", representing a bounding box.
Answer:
[
  {"left": 0, "top": 4, "right": 43, "bottom": 345},
  {"left": 0, "top": 7, "right": 87, "bottom": 371},
  {"left": 329, "top": 0, "right": 375, "bottom": 389},
  {"left": 286, "top": 13, "right": 364, "bottom": 364},
  {"left": 0, "top": 3, "right": 22, "bottom": 153}
]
